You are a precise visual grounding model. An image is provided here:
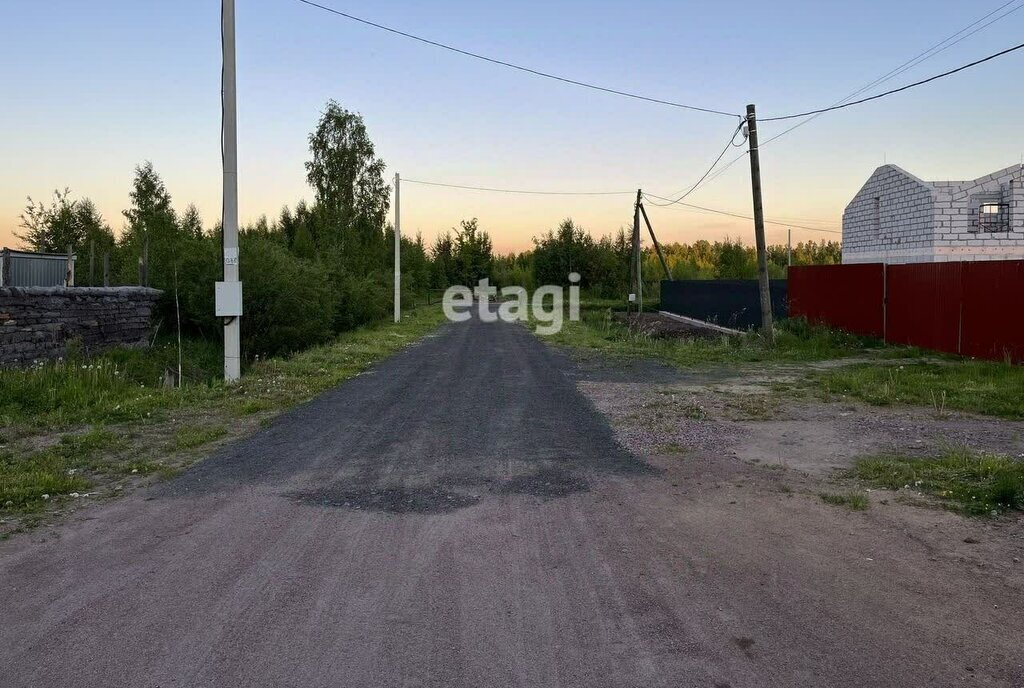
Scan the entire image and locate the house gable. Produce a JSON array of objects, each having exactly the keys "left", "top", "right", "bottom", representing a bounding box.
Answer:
[{"left": 842, "top": 165, "right": 936, "bottom": 264}]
